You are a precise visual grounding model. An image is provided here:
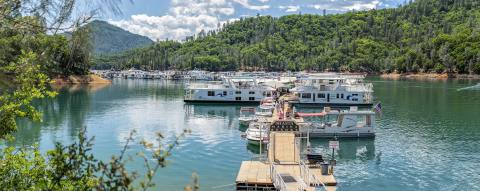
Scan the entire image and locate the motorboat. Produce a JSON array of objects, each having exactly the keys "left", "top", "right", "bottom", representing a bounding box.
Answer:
[
  {"left": 239, "top": 107, "right": 256, "bottom": 126},
  {"left": 300, "top": 107, "right": 376, "bottom": 138},
  {"left": 255, "top": 106, "right": 273, "bottom": 117},
  {"left": 245, "top": 122, "right": 269, "bottom": 144}
]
